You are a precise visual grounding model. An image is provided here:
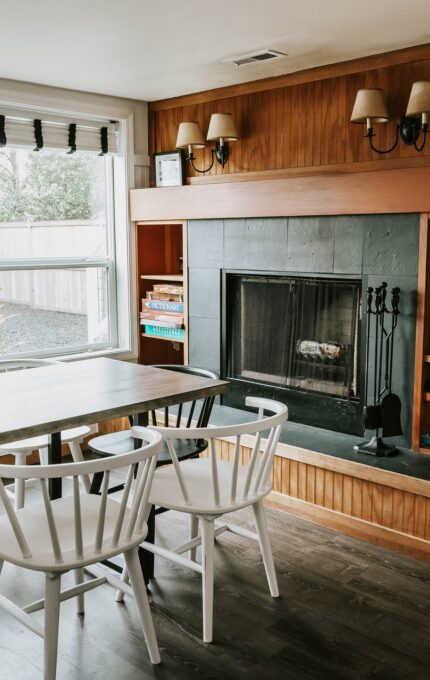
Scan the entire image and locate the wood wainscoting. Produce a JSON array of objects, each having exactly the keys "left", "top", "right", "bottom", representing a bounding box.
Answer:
[{"left": 208, "top": 438, "right": 430, "bottom": 564}]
